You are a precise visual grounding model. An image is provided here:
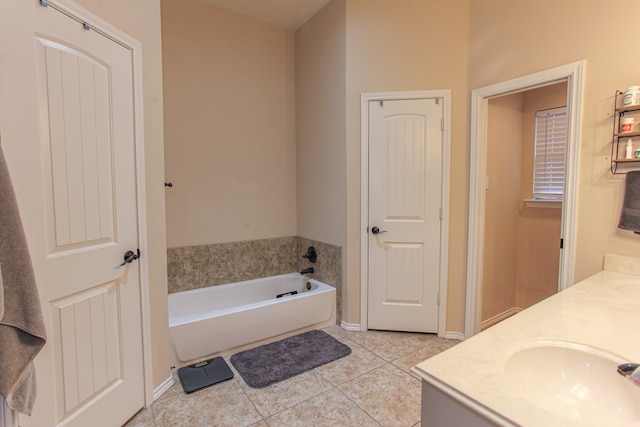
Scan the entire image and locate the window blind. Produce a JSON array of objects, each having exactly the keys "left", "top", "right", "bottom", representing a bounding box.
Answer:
[{"left": 533, "top": 107, "right": 567, "bottom": 199}]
